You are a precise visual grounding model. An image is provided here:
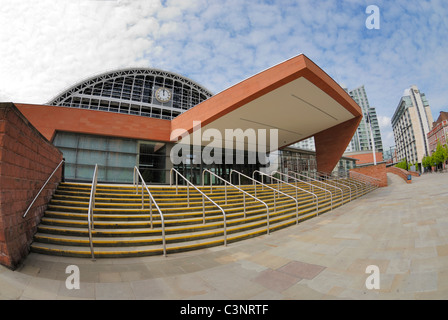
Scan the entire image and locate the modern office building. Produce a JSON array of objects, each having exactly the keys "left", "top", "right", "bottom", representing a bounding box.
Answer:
[
  {"left": 391, "top": 85, "right": 434, "bottom": 166},
  {"left": 346, "top": 85, "right": 383, "bottom": 153}
]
